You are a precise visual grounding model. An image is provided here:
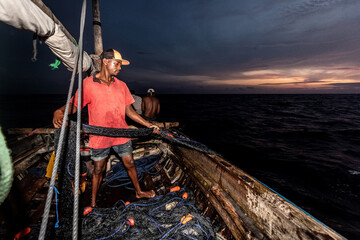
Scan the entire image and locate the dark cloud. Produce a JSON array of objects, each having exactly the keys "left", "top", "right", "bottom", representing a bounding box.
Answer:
[{"left": 1, "top": 0, "right": 360, "bottom": 94}]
